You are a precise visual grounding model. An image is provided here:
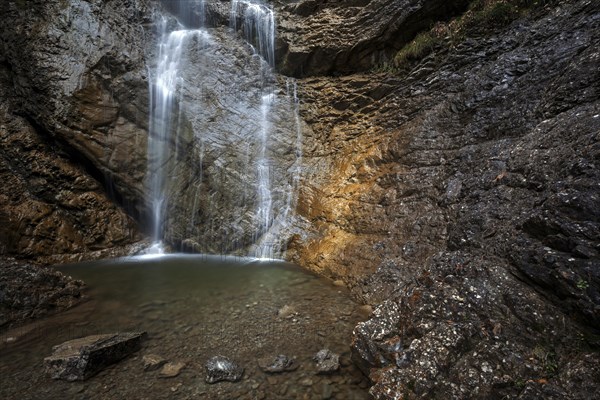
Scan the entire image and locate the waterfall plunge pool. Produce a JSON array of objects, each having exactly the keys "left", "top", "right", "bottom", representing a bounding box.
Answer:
[{"left": 0, "top": 255, "right": 371, "bottom": 399}]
